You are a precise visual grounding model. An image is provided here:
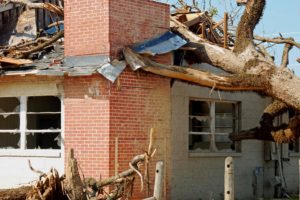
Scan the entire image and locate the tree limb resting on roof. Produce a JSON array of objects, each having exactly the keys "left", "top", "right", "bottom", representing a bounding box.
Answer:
[{"left": 123, "top": 47, "right": 265, "bottom": 91}]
